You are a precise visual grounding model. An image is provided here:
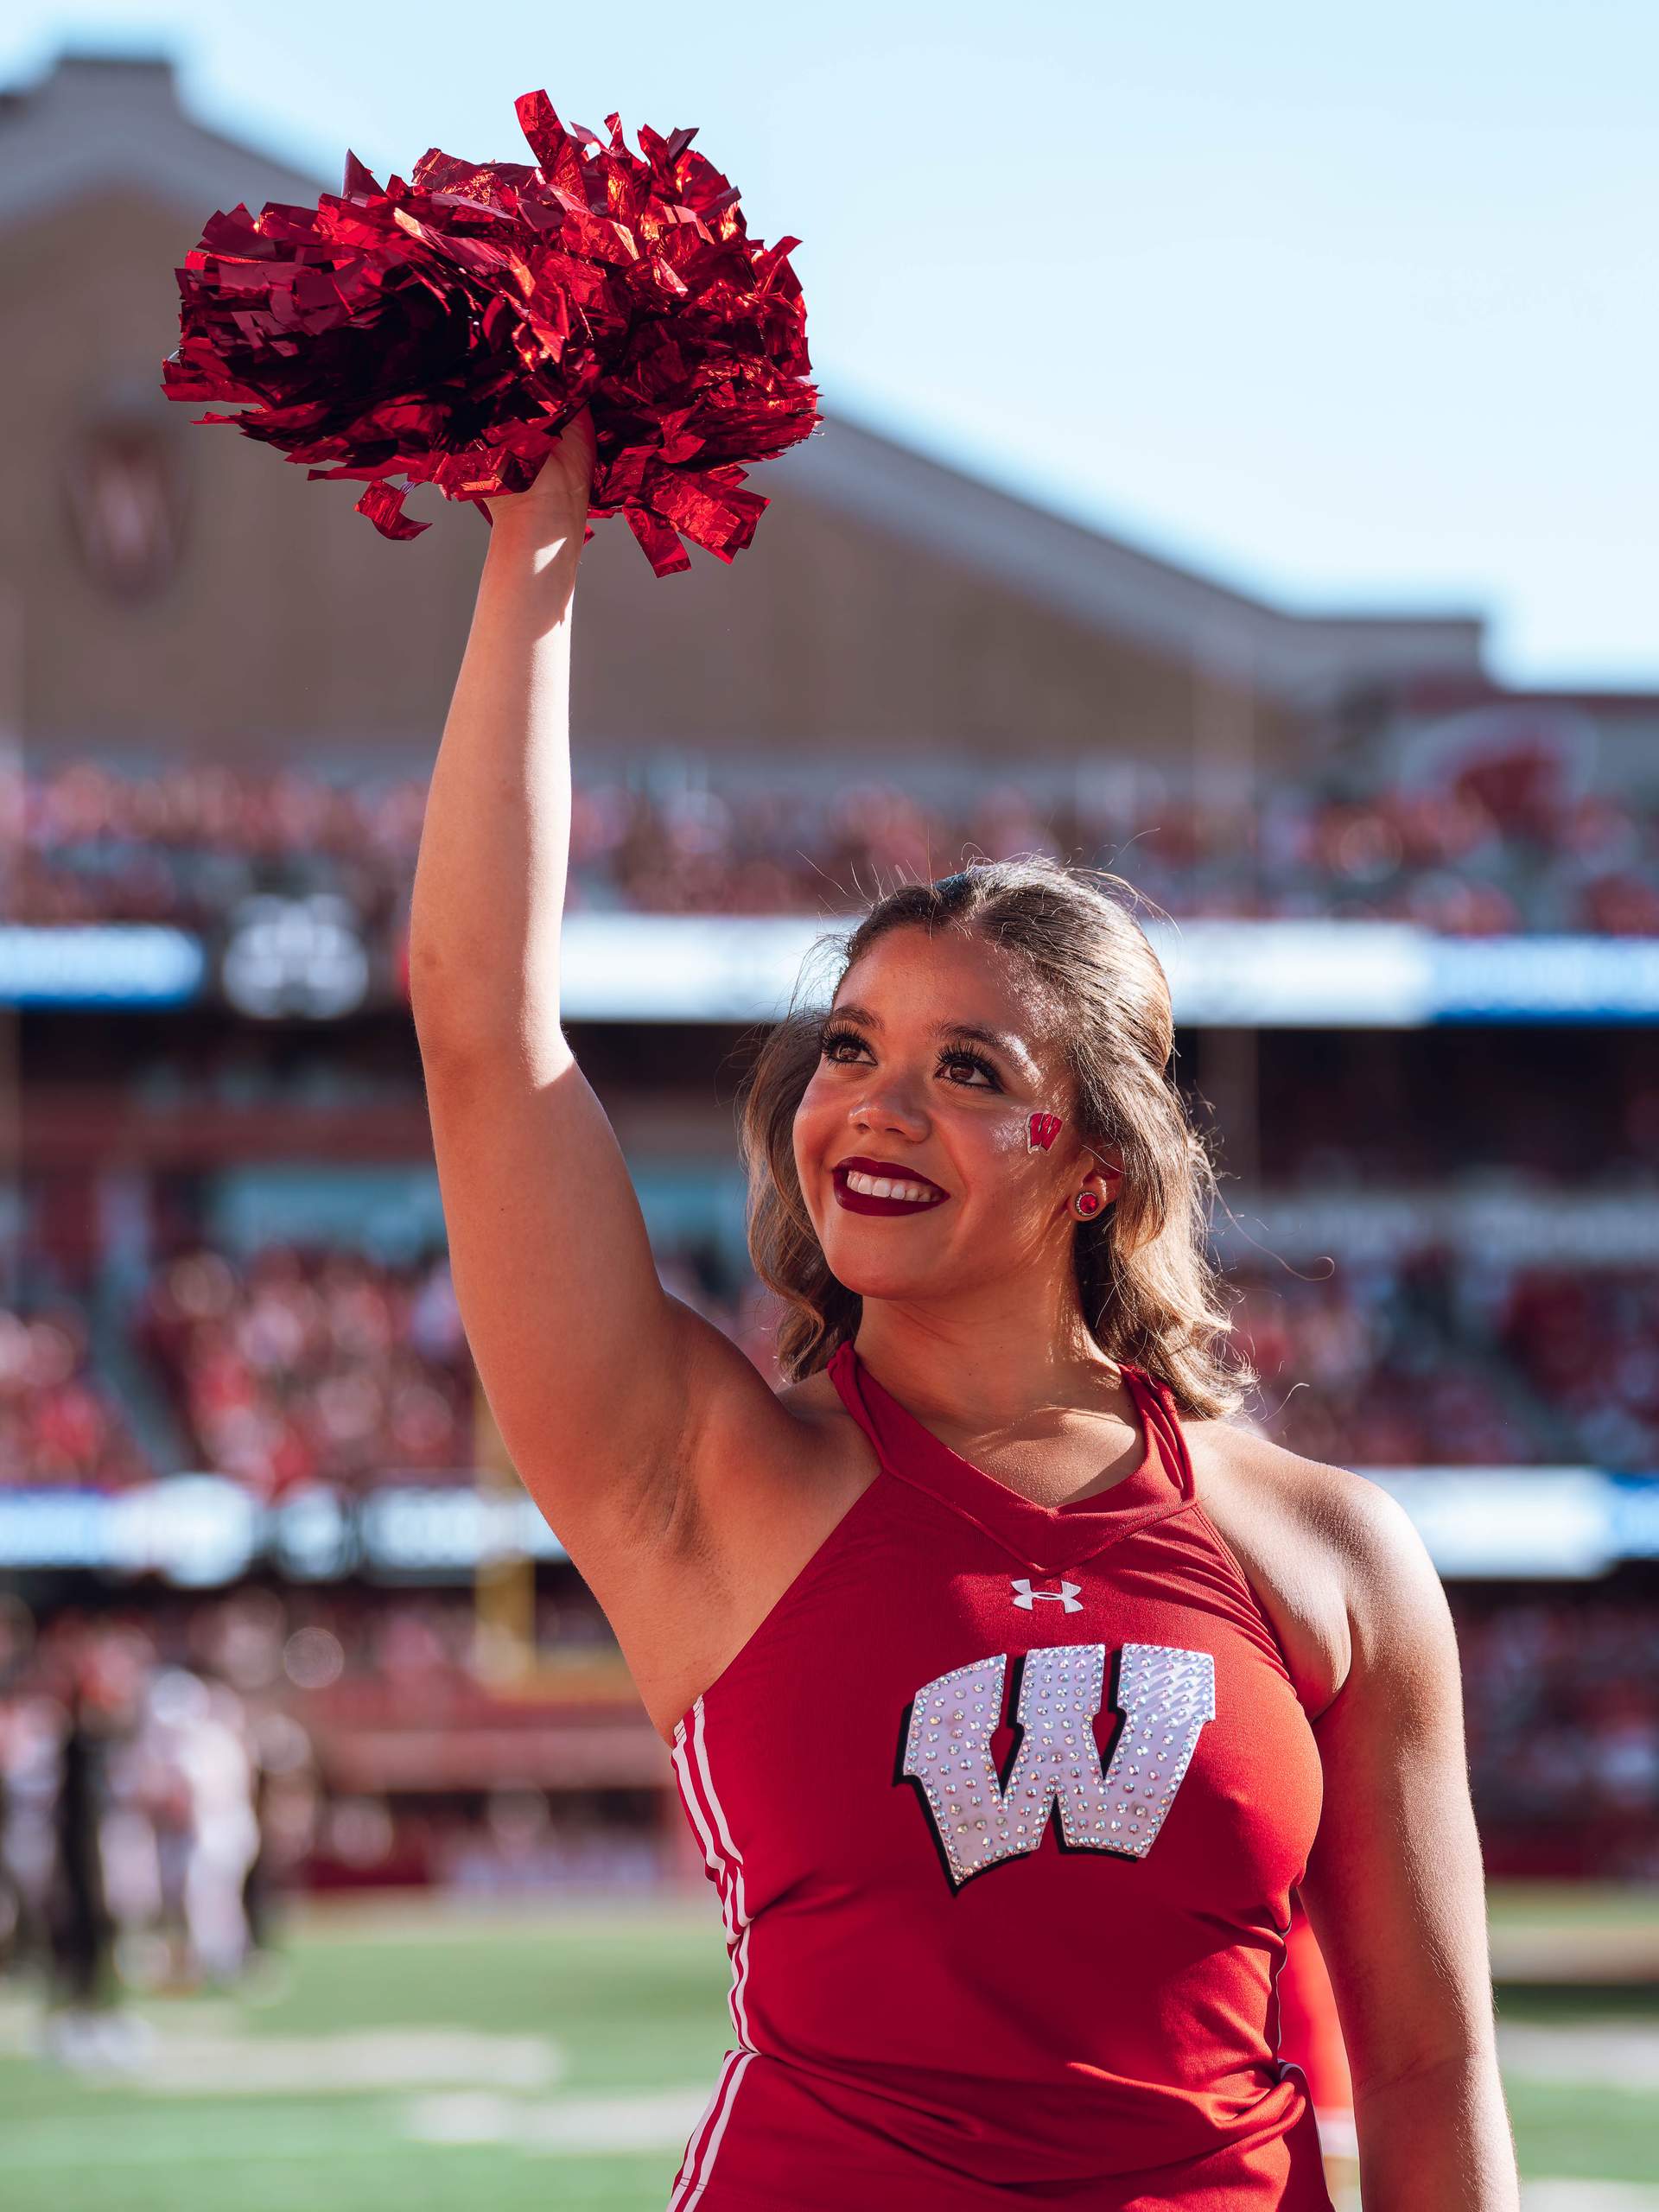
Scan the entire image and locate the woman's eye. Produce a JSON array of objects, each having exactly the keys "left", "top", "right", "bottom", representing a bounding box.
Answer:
[
  {"left": 820, "top": 1029, "right": 999, "bottom": 1090},
  {"left": 942, "top": 1051, "right": 997, "bottom": 1088}
]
